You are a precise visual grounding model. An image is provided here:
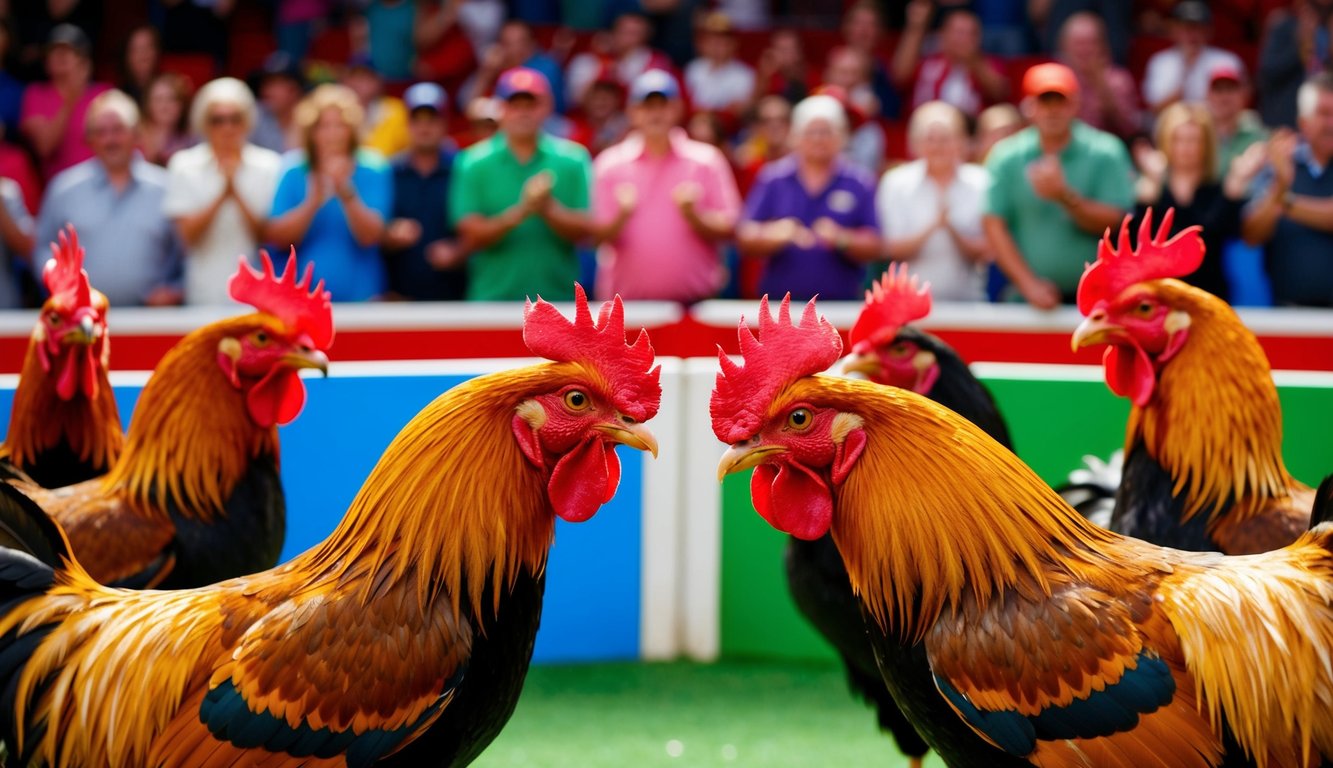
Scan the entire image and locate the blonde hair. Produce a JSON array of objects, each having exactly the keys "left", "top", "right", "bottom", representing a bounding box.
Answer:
[
  {"left": 294, "top": 83, "right": 363, "bottom": 170},
  {"left": 908, "top": 100, "right": 966, "bottom": 156},
  {"left": 84, "top": 89, "right": 140, "bottom": 136},
  {"left": 1155, "top": 102, "right": 1218, "bottom": 183},
  {"left": 190, "top": 76, "right": 257, "bottom": 136}
]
